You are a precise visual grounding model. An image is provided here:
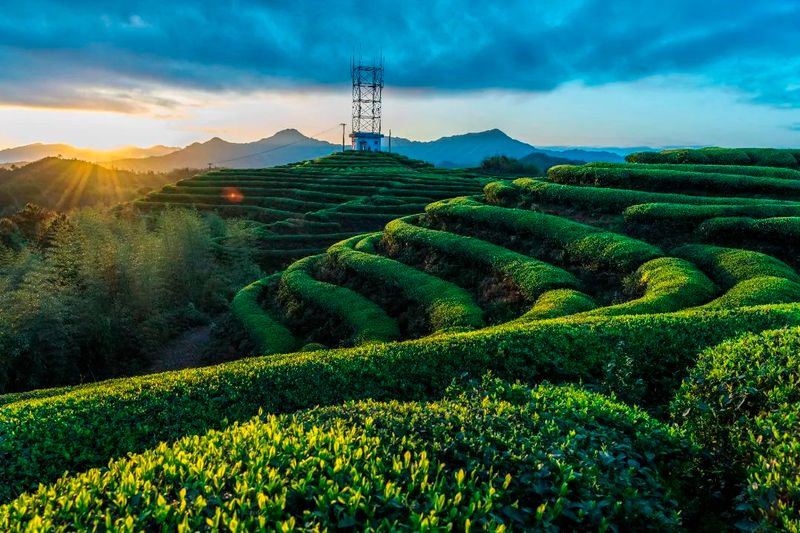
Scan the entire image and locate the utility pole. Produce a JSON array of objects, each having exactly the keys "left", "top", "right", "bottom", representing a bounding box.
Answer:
[
  {"left": 339, "top": 123, "right": 346, "bottom": 152},
  {"left": 388, "top": 129, "right": 392, "bottom": 153}
]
